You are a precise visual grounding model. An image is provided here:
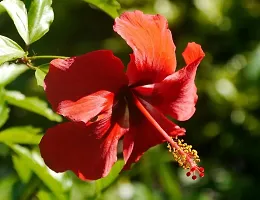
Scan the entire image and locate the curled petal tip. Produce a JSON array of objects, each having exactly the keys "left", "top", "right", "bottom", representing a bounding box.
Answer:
[{"left": 182, "top": 42, "right": 205, "bottom": 65}]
